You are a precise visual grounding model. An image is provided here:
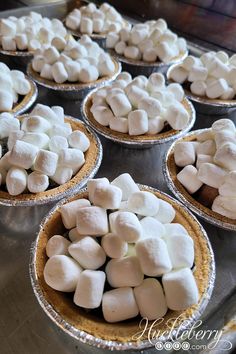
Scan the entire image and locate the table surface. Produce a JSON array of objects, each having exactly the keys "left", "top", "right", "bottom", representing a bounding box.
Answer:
[{"left": 0, "top": 2, "right": 236, "bottom": 354}]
